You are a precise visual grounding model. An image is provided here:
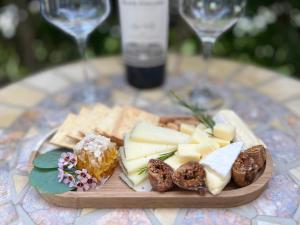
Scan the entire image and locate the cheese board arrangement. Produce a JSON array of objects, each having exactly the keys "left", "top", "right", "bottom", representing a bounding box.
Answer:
[{"left": 29, "top": 94, "right": 272, "bottom": 208}]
